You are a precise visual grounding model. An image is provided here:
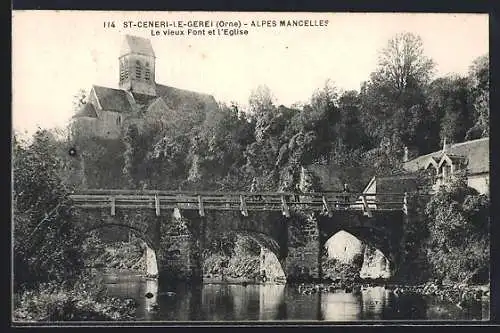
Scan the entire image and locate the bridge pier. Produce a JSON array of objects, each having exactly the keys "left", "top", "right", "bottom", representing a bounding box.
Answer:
[
  {"left": 285, "top": 213, "right": 322, "bottom": 282},
  {"left": 71, "top": 190, "right": 410, "bottom": 284},
  {"left": 156, "top": 211, "right": 204, "bottom": 284}
]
